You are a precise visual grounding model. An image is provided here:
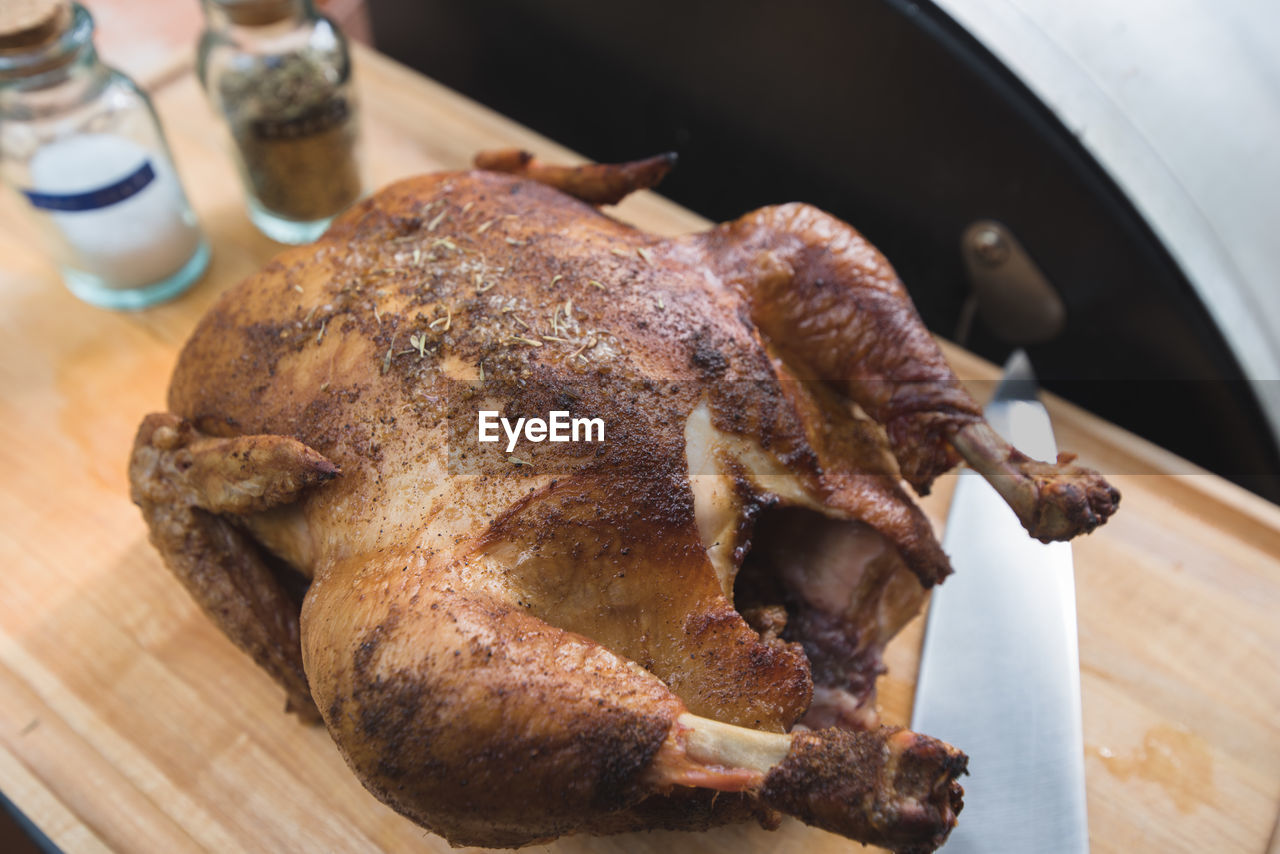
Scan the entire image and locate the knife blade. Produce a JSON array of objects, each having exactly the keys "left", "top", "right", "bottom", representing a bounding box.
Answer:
[{"left": 911, "top": 350, "right": 1089, "bottom": 853}]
